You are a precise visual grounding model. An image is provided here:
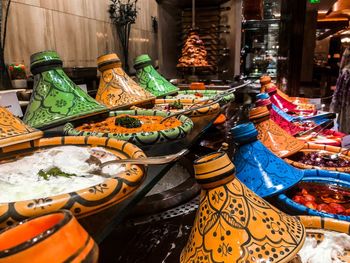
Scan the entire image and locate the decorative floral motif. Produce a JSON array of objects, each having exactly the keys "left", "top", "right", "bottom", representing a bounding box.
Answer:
[{"left": 181, "top": 152, "right": 305, "bottom": 263}]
